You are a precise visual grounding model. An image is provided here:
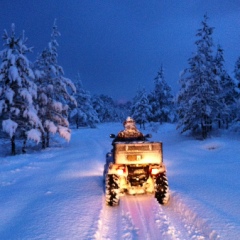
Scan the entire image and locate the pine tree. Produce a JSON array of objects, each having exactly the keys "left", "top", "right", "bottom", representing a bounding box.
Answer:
[
  {"left": 115, "top": 101, "right": 132, "bottom": 122},
  {"left": 177, "top": 14, "right": 220, "bottom": 139},
  {"left": 91, "top": 95, "right": 105, "bottom": 122},
  {"left": 132, "top": 88, "right": 152, "bottom": 129},
  {"left": 234, "top": 57, "right": 240, "bottom": 84},
  {"left": 149, "top": 65, "right": 175, "bottom": 124},
  {"left": 233, "top": 57, "right": 240, "bottom": 122},
  {"left": 34, "top": 20, "right": 76, "bottom": 147},
  {"left": 214, "top": 45, "right": 237, "bottom": 128},
  {"left": 0, "top": 24, "right": 42, "bottom": 154},
  {"left": 92, "top": 94, "right": 118, "bottom": 122},
  {"left": 70, "top": 73, "right": 99, "bottom": 128}
]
